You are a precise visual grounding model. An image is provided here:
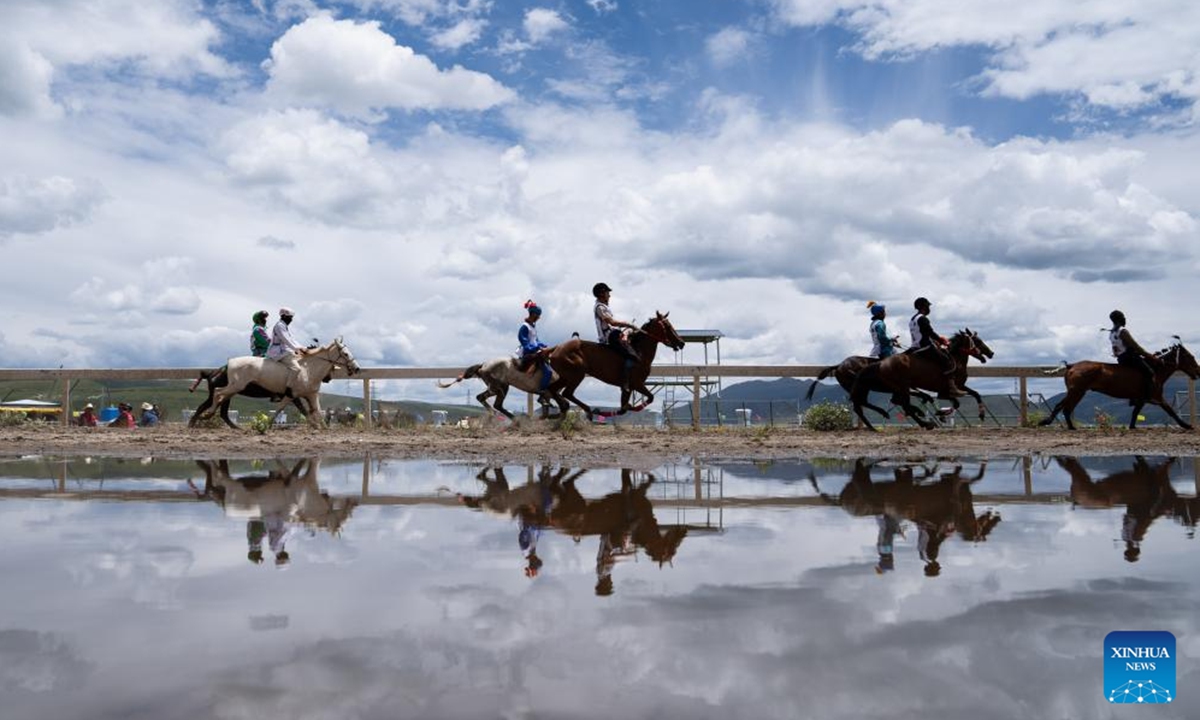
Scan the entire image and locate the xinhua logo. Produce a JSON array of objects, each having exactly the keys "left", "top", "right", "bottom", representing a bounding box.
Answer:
[{"left": 1104, "top": 631, "right": 1176, "bottom": 704}]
